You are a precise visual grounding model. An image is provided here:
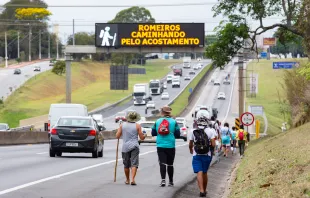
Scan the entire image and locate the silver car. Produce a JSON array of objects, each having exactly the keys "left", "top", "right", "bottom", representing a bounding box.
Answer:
[
  {"left": 161, "top": 92, "right": 170, "bottom": 100},
  {"left": 146, "top": 101, "right": 155, "bottom": 109},
  {"left": 217, "top": 92, "right": 226, "bottom": 100},
  {"left": 0, "top": 123, "right": 10, "bottom": 132}
]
